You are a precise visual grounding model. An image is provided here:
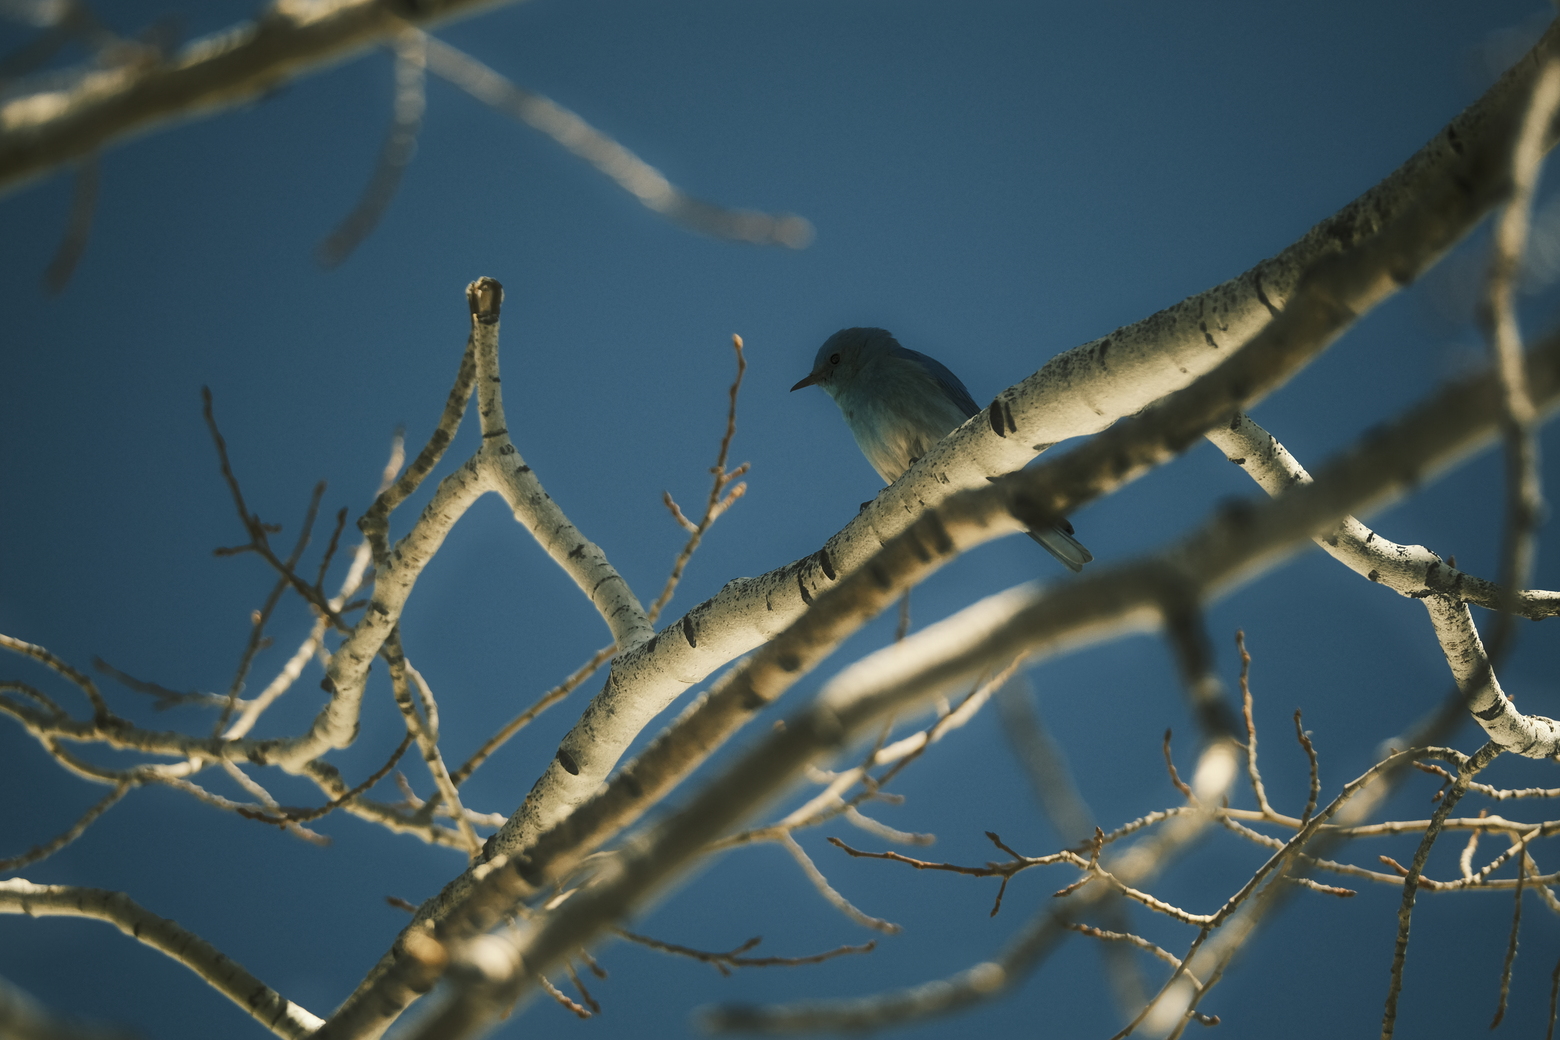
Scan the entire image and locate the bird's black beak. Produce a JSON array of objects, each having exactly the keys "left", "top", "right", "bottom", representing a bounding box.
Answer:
[{"left": 790, "top": 372, "right": 819, "bottom": 392}]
